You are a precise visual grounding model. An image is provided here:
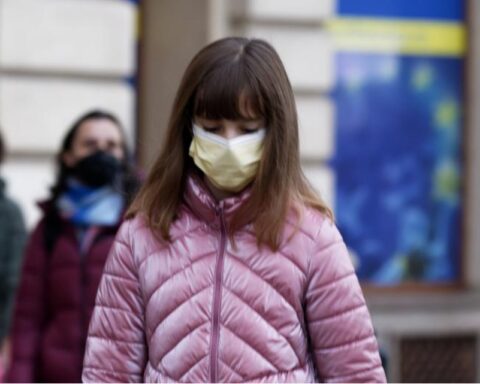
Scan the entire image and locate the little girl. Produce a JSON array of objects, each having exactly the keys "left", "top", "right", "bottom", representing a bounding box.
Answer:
[{"left": 82, "top": 37, "right": 386, "bottom": 383}]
